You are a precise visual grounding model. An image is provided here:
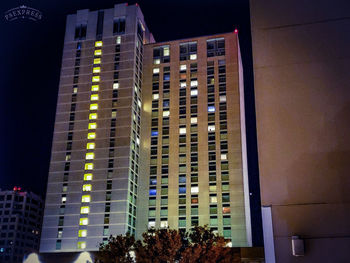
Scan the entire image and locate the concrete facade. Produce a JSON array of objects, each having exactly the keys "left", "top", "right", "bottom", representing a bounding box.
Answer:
[{"left": 250, "top": 0, "right": 350, "bottom": 262}]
